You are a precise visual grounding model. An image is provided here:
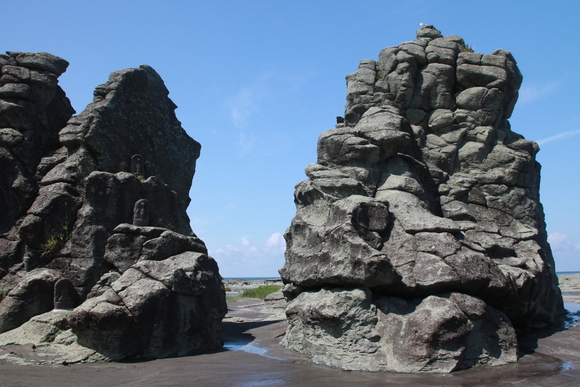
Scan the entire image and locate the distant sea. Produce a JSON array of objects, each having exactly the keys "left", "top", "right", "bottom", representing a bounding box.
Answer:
[
  {"left": 224, "top": 273, "right": 579, "bottom": 280},
  {"left": 223, "top": 277, "right": 281, "bottom": 280}
]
